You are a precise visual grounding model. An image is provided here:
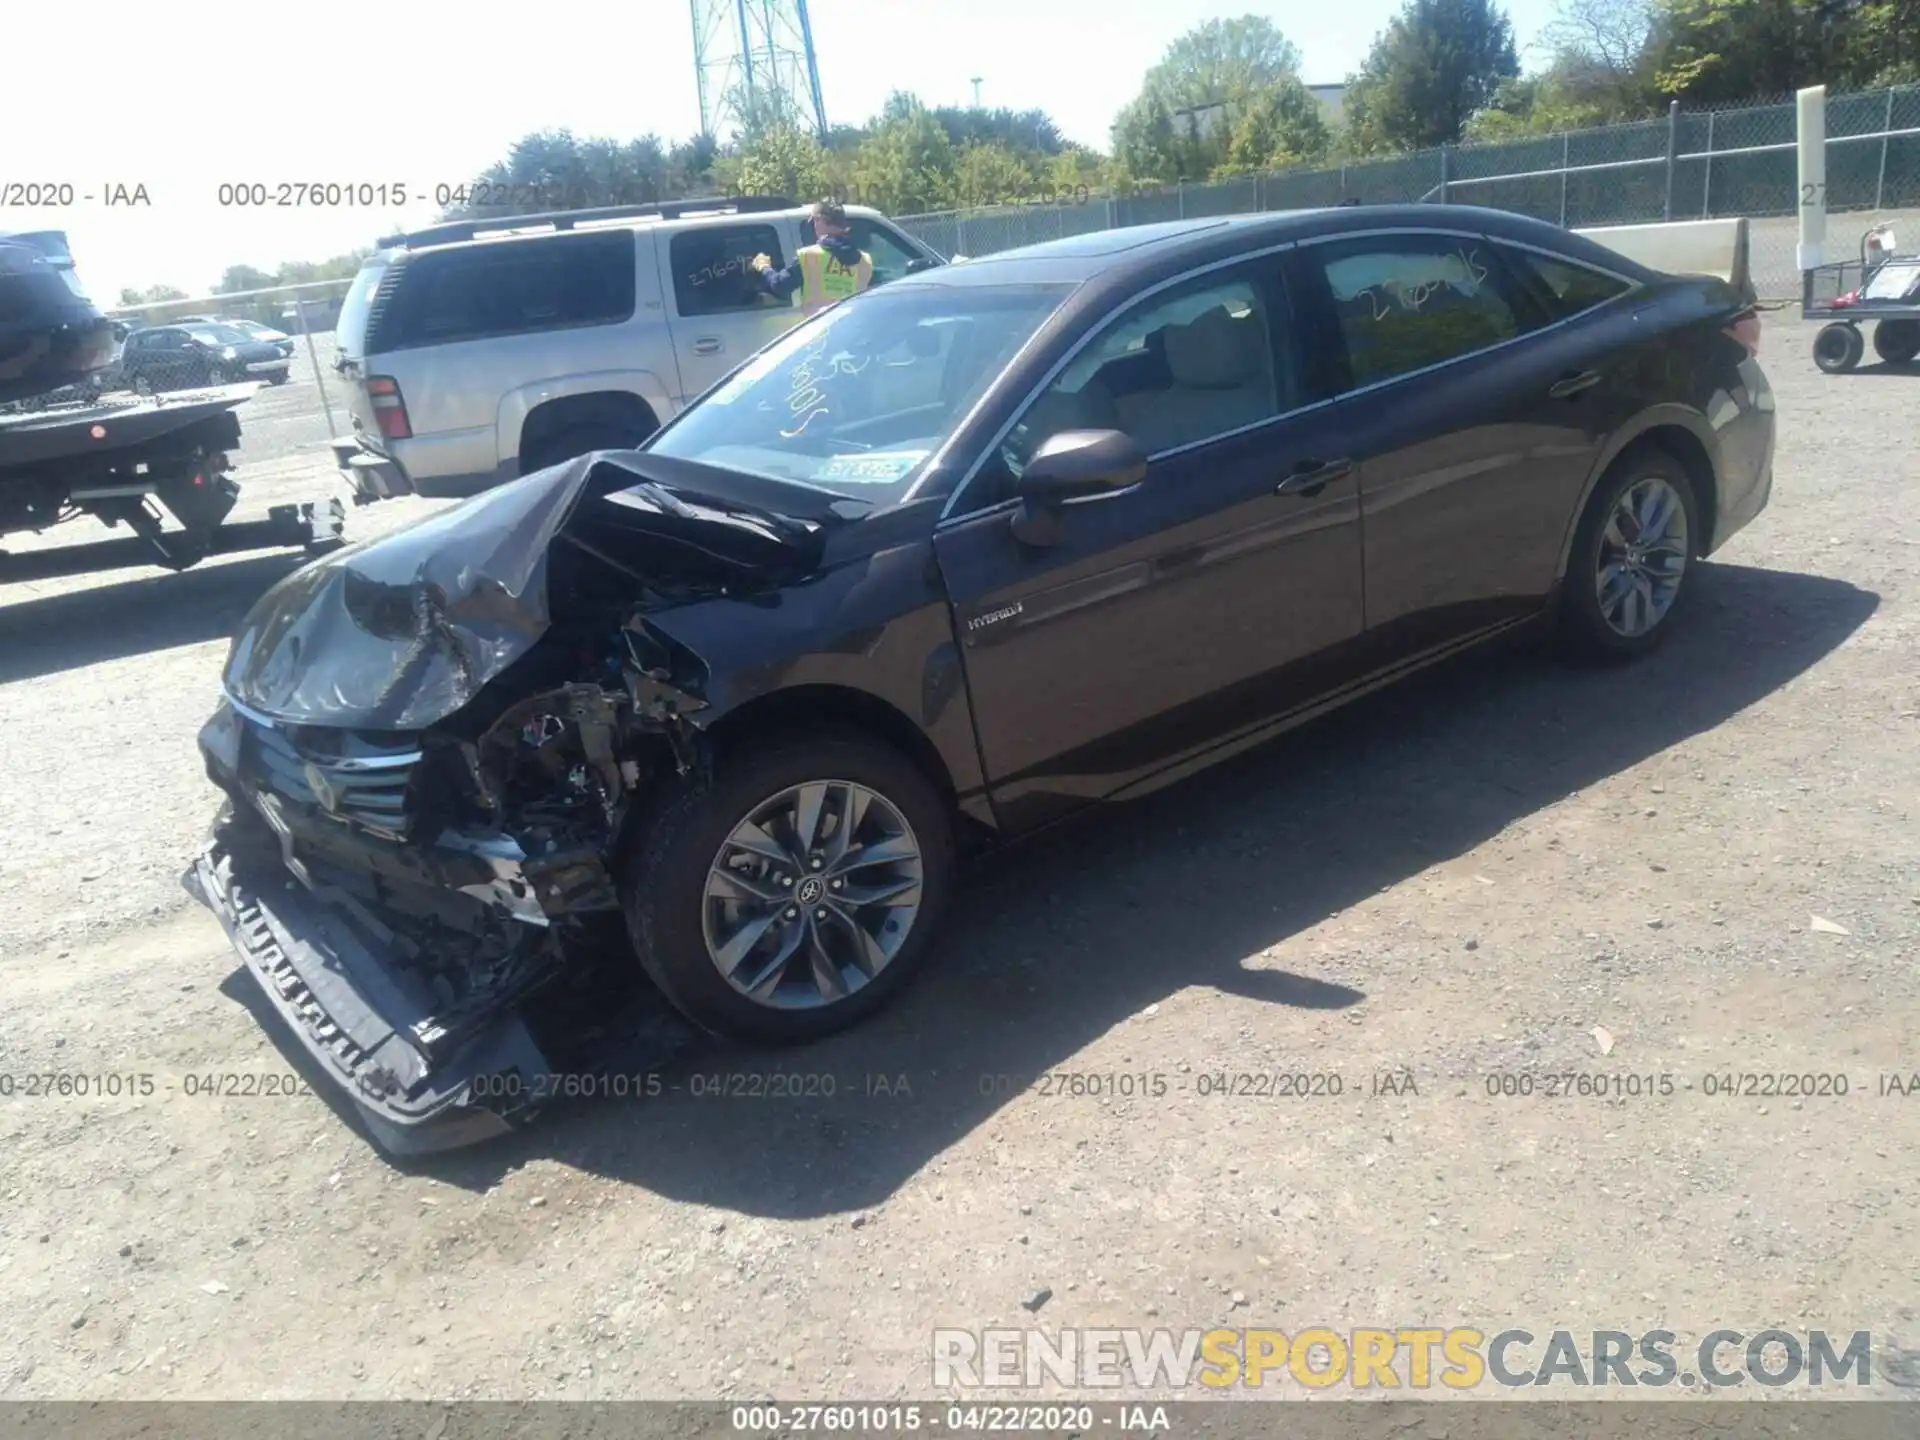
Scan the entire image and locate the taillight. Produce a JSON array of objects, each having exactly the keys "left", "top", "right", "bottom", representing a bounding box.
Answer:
[
  {"left": 364, "top": 374, "right": 412, "bottom": 439},
  {"left": 1723, "top": 308, "right": 1762, "bottom": 358}
]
